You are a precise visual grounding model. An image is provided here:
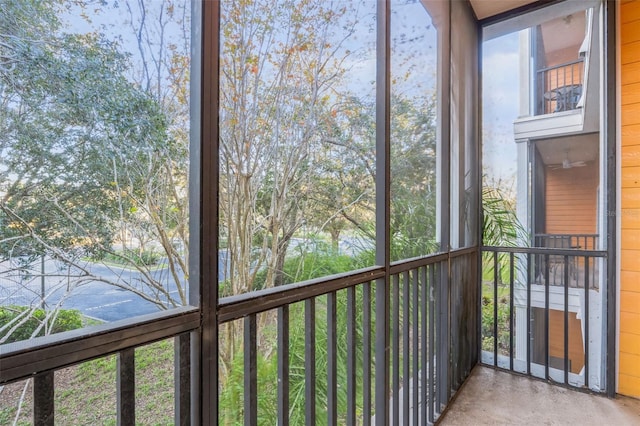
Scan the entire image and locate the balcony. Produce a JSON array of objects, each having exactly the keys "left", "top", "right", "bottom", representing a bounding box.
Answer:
[
  {"left": 481, "top": 245, "right": 605, "bottom": 390},
  {"left": 0, "top": 1, "right": 620, "bottom": 424},
  {"left": 0, "top": 249, "right": 479, "bottom": 424},
  {"left": 535, "top": 59, "right": 585, "bottom": 116},
  {"left": 533, "top": 234, "right": 600, "bottom": 289},
  {"left": 0, "top": 245, "right": 615, "bottom": 424}
]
